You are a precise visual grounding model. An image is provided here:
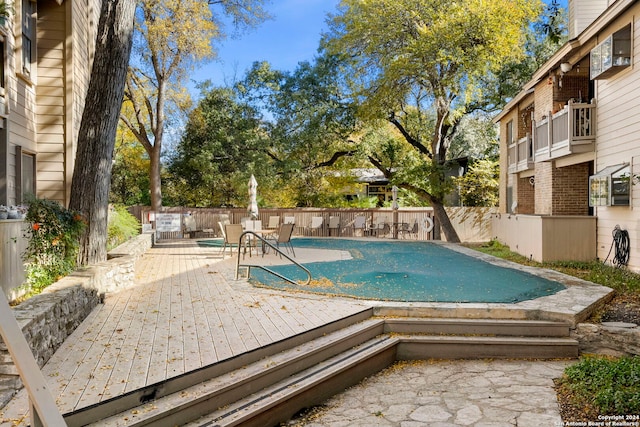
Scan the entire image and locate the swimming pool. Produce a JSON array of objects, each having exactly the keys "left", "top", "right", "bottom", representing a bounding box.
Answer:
[{"left": 250, "top": 238, "right": 565, "bottom": 303}]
